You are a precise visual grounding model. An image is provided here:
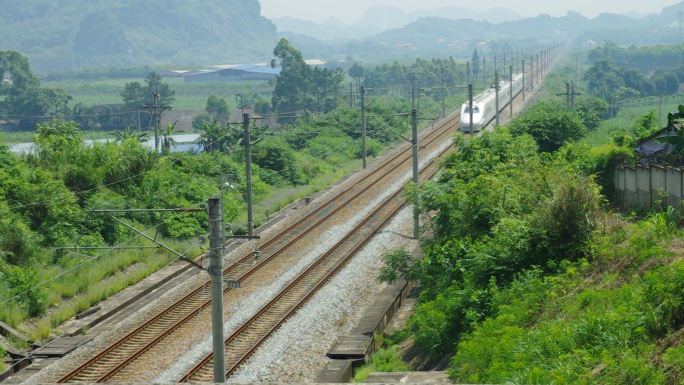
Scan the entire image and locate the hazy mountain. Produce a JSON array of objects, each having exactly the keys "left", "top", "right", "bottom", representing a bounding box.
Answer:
[
  {"left": 0, "top": 0, "right": 278, "bottom": 73},
  {"left": 284, "top": 3, "right": 682, "bottom": 66},
  {"left": 273, "top": 5, "right": 524, "bottom": 40}
]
